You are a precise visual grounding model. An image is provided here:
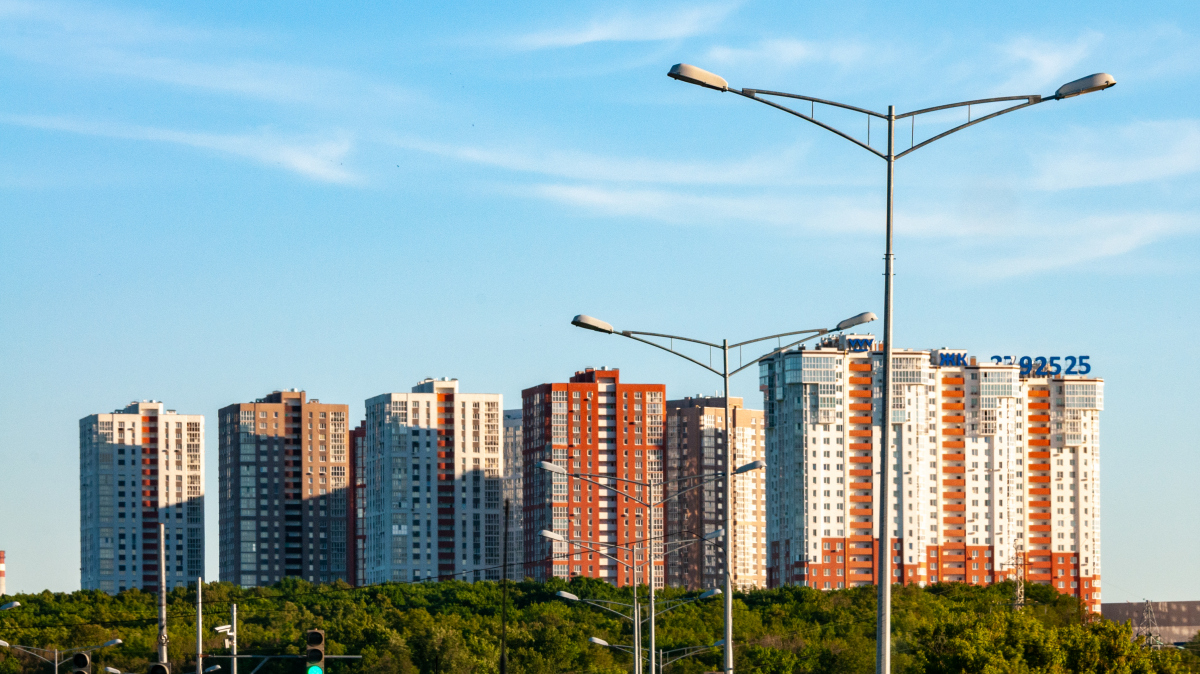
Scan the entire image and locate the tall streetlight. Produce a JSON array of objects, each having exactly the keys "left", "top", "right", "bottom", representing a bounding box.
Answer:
[
  {"left": 666, "top": 62, "right": 1115, "bottom": 674},
  {"left": 541, "top": 451, "right": 759, "bottom": 674},
  {"left": 544, "top": 525, "right": 725, "bottom": 674},
  {"left": 557, "top": 583, "right": 721, "bottom": 674},
  {"left": 572, "top": 311, "right": 876, "bottom": 674}
]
